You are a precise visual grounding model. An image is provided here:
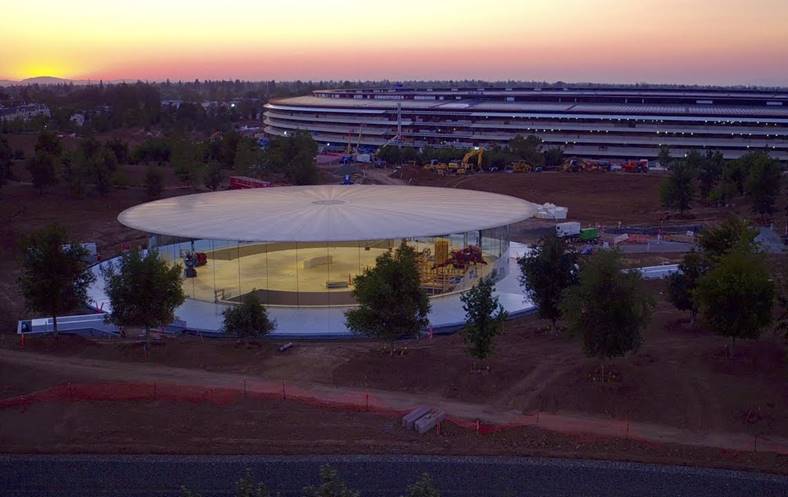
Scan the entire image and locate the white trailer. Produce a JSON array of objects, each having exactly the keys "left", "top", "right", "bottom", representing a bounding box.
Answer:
[{"left": 556, "top": 222, "right": 581, "bottom": 238}]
